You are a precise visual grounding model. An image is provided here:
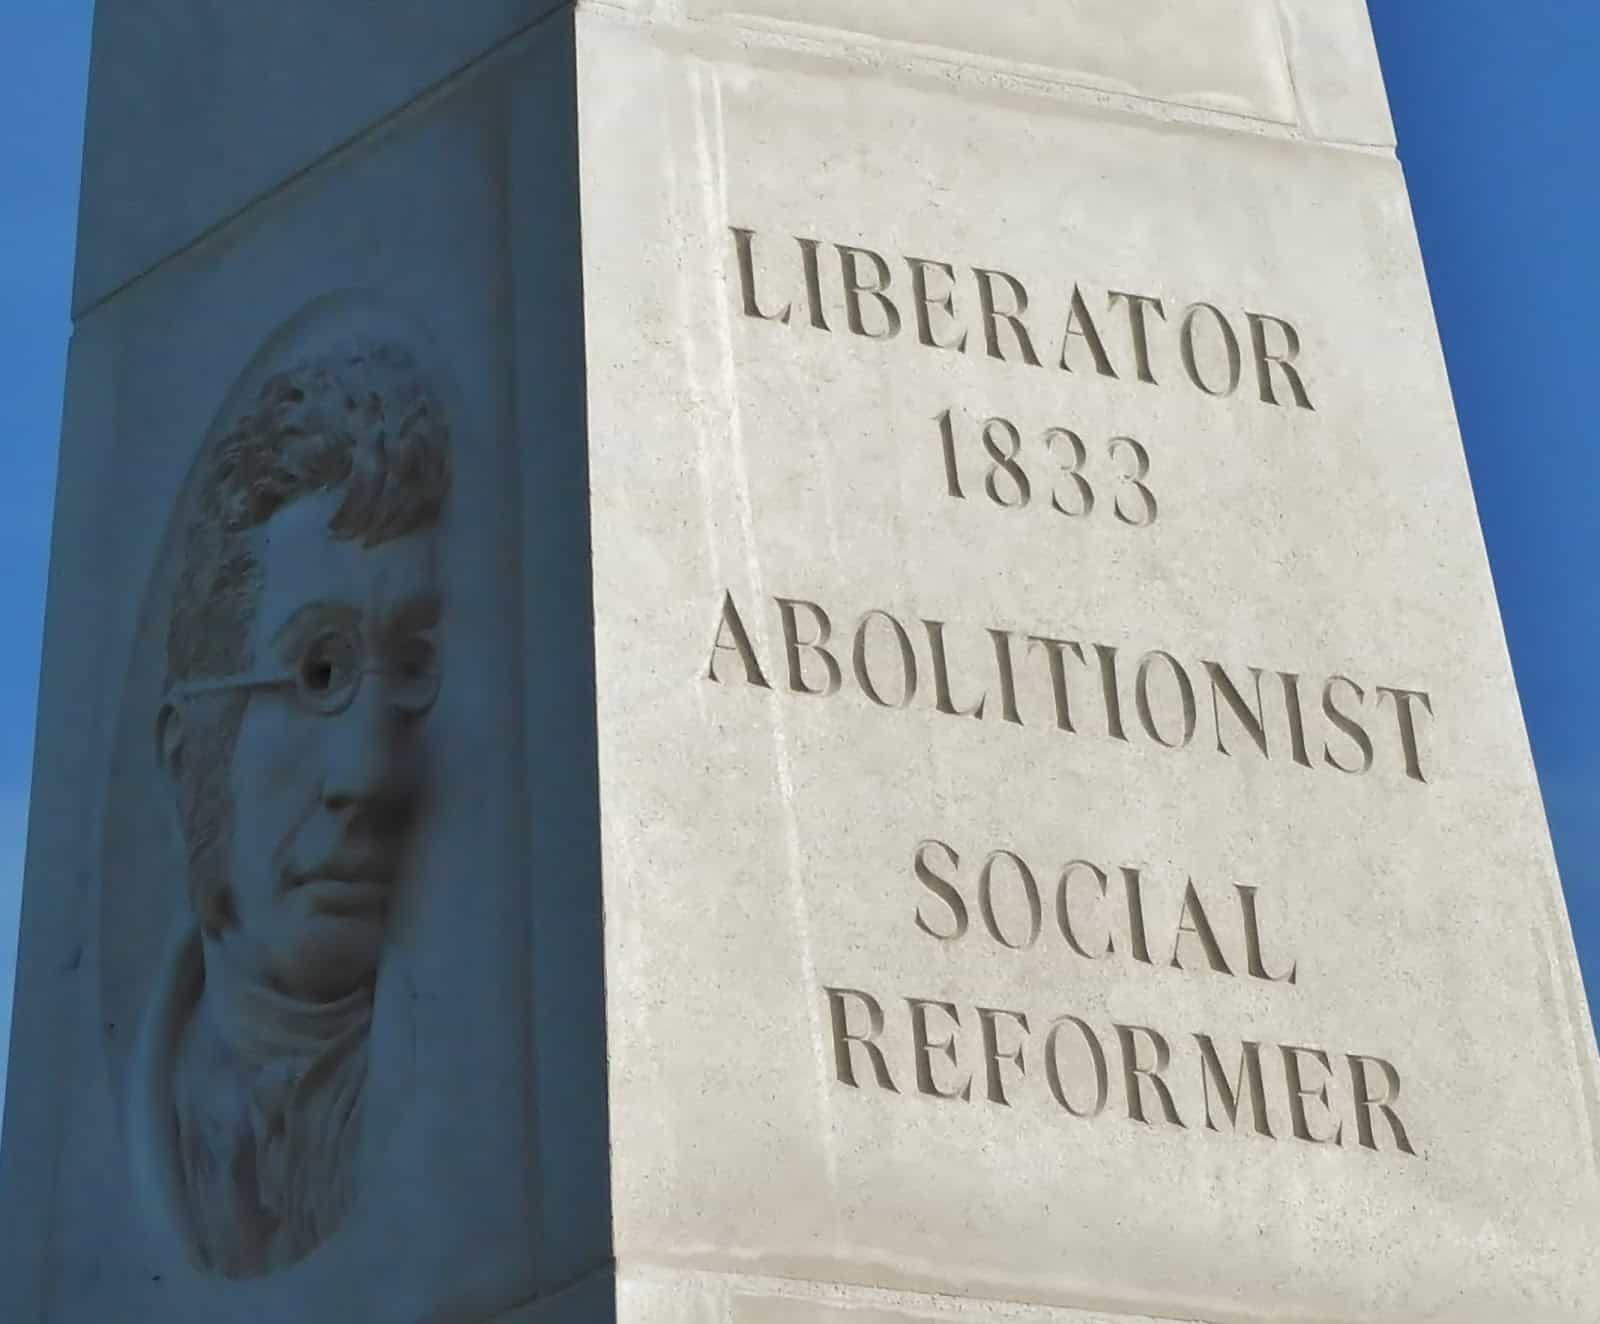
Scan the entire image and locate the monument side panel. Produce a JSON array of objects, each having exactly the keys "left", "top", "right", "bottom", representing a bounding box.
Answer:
[
  {"left": 577, "top": 3, "right": 1600, "bottom": 1321},
  {"left": 1, "top": 12, "right": 609, "bottom": 1320}
]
